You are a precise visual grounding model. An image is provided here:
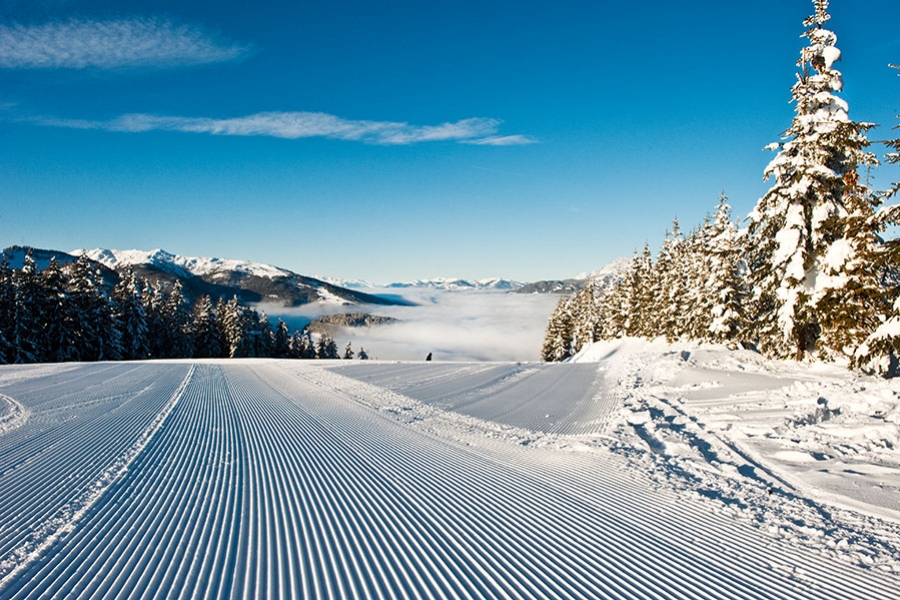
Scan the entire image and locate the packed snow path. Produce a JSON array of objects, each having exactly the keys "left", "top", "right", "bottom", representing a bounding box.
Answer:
[{"left": 0, "top": 360, "right": 897, "bottom": 599}]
